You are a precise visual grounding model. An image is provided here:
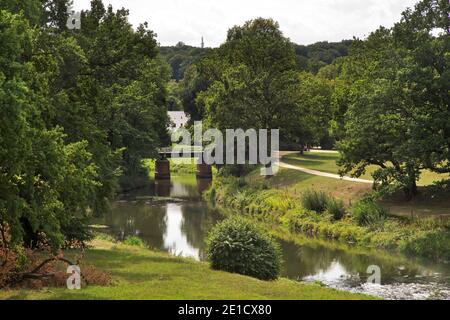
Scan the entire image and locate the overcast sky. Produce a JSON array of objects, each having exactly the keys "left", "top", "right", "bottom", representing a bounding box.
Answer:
[{"left": 73, "top": 0, "right": 418, "bottom": 47}]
